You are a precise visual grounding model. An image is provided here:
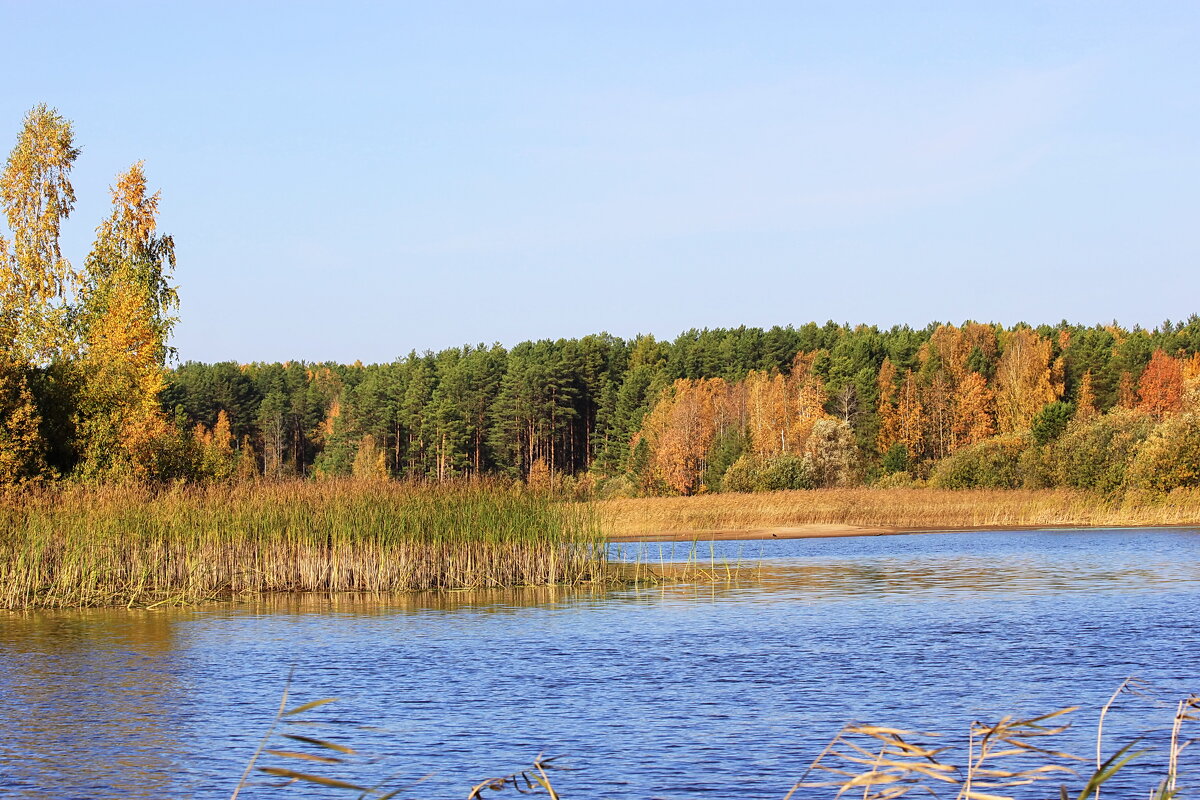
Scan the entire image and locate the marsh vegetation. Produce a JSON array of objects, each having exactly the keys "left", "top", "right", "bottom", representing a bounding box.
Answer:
[{"left": 0, "top": 481, "right": 608, "bottom": 609}]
